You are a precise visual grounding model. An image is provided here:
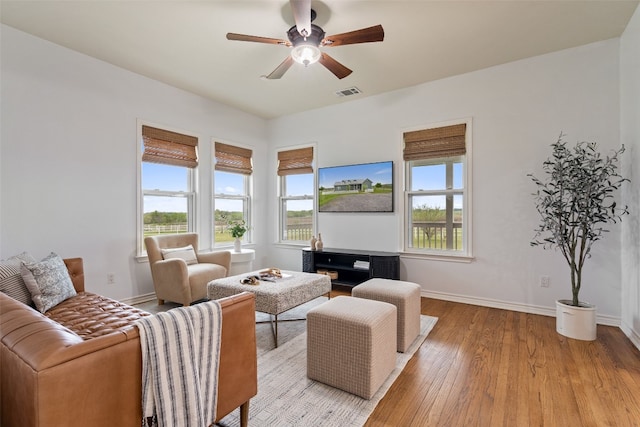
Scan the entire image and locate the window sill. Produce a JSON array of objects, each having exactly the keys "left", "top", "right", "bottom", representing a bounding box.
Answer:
[
  {"left": 135, "top": 254, "right": 149, "bottom": 264},
  {"left": 400, "top": 251, "right": 474, "bottom": 263},
  {"left": 273, "top": 242, "right": 309, "bottom": 250},
  {"left": 211, "top": 244, "right": 255, "bottom": 252},
  {"left": 135, "top": 247, "right": 252, "bottom": 264}
]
